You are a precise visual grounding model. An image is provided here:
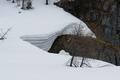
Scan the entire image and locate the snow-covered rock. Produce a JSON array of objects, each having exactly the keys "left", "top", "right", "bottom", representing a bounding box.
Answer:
[
  {"left": 21, "top": 22, "right": 95, "bottom": 51},
  {"left": 0, "top": 0, "right": 120, "bottom": 80}
]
